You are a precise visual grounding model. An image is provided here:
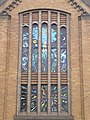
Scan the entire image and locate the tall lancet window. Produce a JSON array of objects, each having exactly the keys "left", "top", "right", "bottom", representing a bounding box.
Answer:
[{"left": 18, "top": 10, "right": 71, "bottom": 119}]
